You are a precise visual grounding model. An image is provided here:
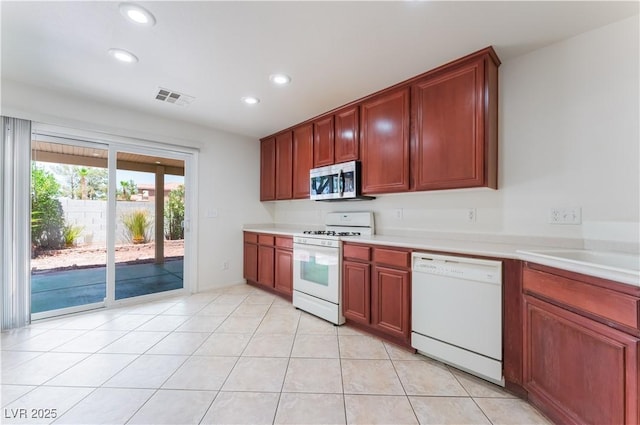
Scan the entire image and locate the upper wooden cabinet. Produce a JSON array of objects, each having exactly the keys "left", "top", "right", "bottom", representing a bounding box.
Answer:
[
  {"left": 313, "top": 105, "right": 360, "bottom": 168},
  {"left": 313, "top": 116, "right": 334, "bottom": 167},
  {"left": 275, "top": 132, "right": 293, "bottom": 200},
  {"left": 360, "top": 87, "right": 410, "bottom": 194},
  {"left": 293, "top": 124, "right": 314, "bottom": 199},
  {"left": 259, "top": 47, "right": 500, "bottom": 200},
  {"left": 260, "top": 137, "right": 276, "bottom": 201},
  {"left": 411, "top": 49, "right": 499, "bottom": 191},
  {"left": 334, "top": 105, "right": 359, "bottom": 163},
  {"left": 261, "top": 132, "right": 294, "bottom": 201}
]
